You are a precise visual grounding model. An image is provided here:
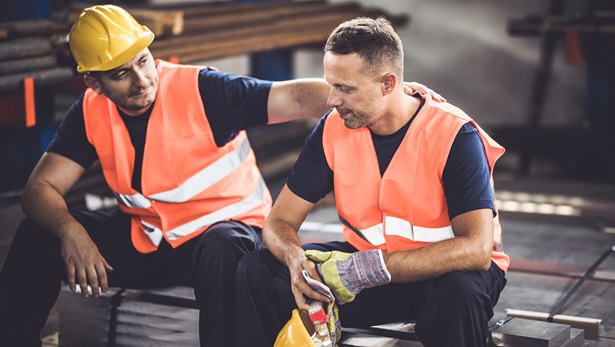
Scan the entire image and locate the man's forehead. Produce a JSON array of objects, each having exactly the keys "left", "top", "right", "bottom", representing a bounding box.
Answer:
[
  {"left": 108, "top": 49, "right": 150, "bottom": 72},
  {"left": 324, "top": 53, "right": 365, "bottom": 81}
]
